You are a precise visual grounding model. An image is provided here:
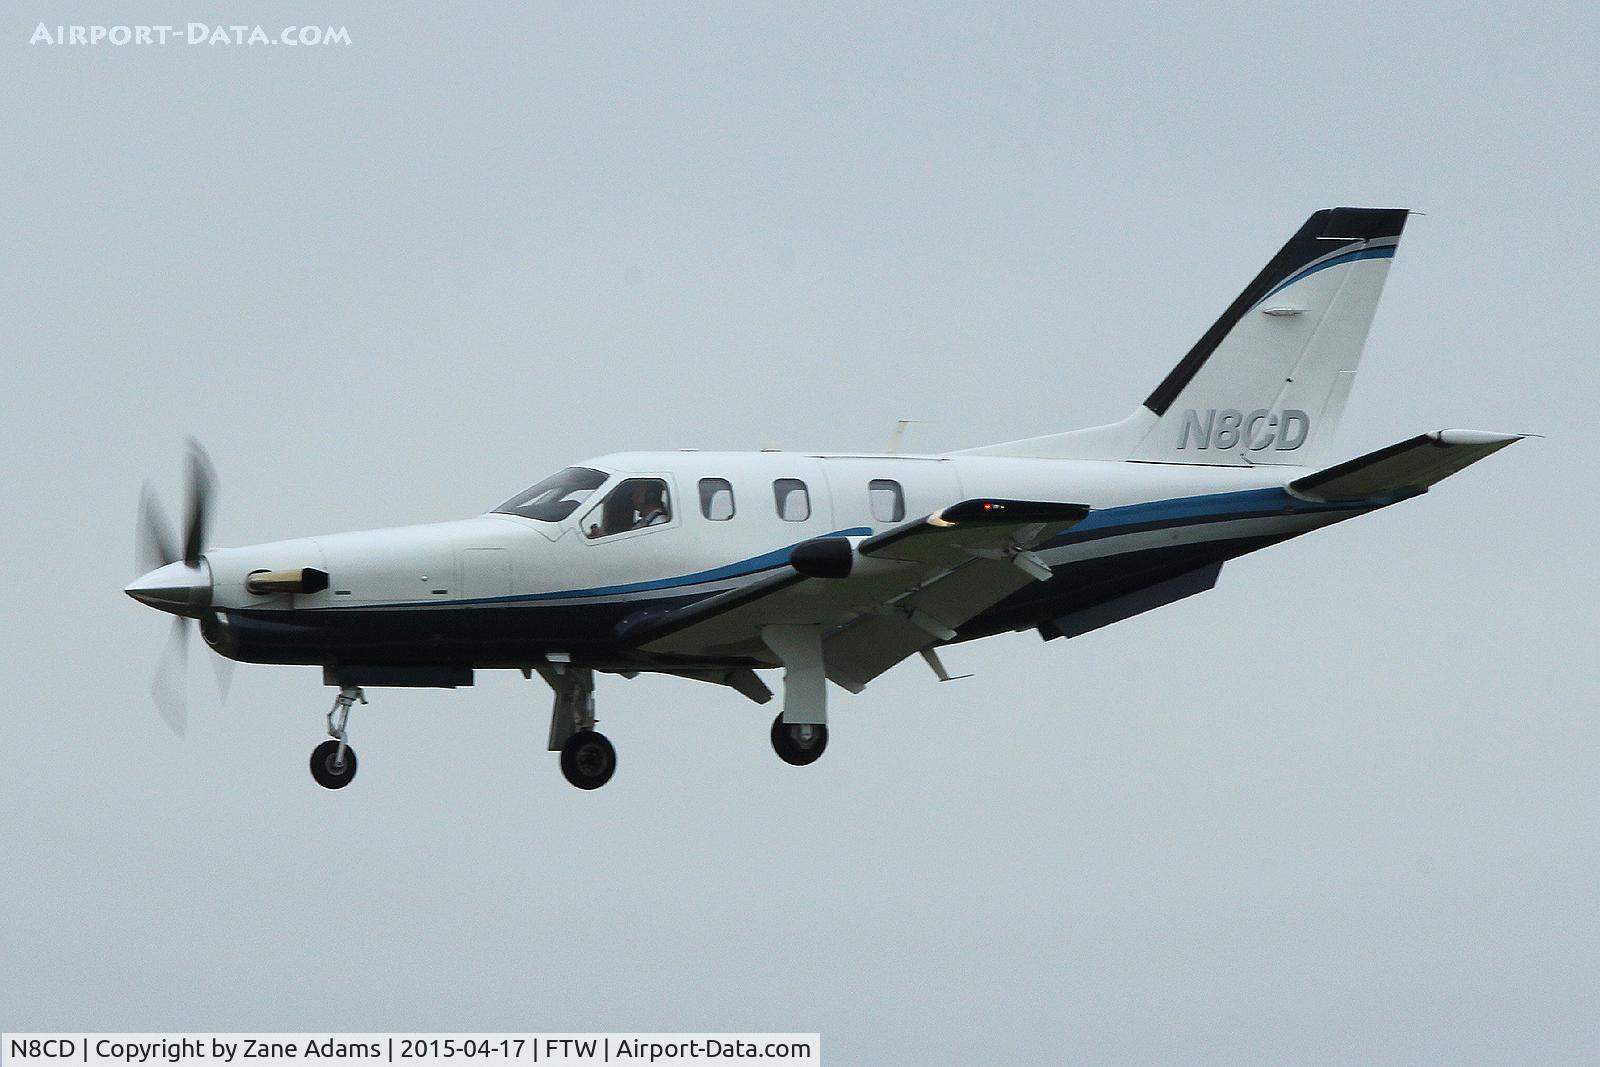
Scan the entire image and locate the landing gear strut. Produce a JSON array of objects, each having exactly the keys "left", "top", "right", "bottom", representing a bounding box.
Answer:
[
  {"left": 771, "top": 713, "right": 828, "bottom": 766},
  {"left": 311, "top": 685, "right": 364, "bottom": 790},
  {"left": 536, "top": 662, "right": 617, "bottom": 789}
]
